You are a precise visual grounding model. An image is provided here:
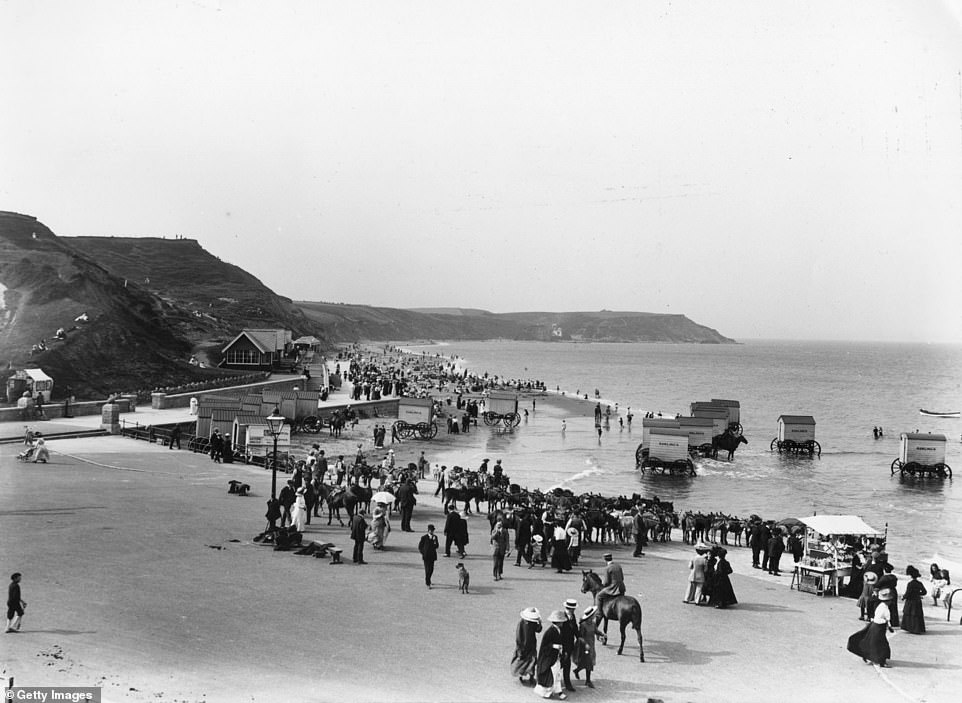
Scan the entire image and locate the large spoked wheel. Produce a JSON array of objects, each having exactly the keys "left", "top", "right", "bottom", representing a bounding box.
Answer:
[
  {"left": 301, "top": 416, "right": 323, "bottom": 434},
  {"left": 940, "top": 463, "right": 953, "bottom": 479},
  {"left": 482, "top": 412, "right": 499, "bottom": 426},
  {"left": 639, "top": 457, "right": 650, "bottom": 474},
  {"left": 416, "top": 422, "right": 438, "bottom": 439},
  {"left": 635, "top": 444, "right": 646, "bottom": 467},
  {"left": 728, "top": 422, "right": 743, "bottom": 435},
  {"left": 189, "top": 437, "right": 210, "bottom": 454},
  {"left": 770, "top": 438, "right": 778, "bottom": 451},
  {"left": 811, "top": 440, "right": 822, "bottom": 457},
  {"left": 686, "top": 459, "right": 697, "bottom": 476},
  {"left": 506, "top": 412, "right": 522, "bottom": 428},
  {"left": 891, "top": 458, "right": 901, "bottom": 475}
]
